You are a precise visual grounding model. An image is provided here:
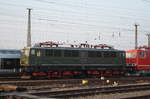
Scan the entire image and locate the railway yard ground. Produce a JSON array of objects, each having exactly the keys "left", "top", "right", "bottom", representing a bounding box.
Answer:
[{"left": 1, "top": 77, "right": 150, "bottom": 99}]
